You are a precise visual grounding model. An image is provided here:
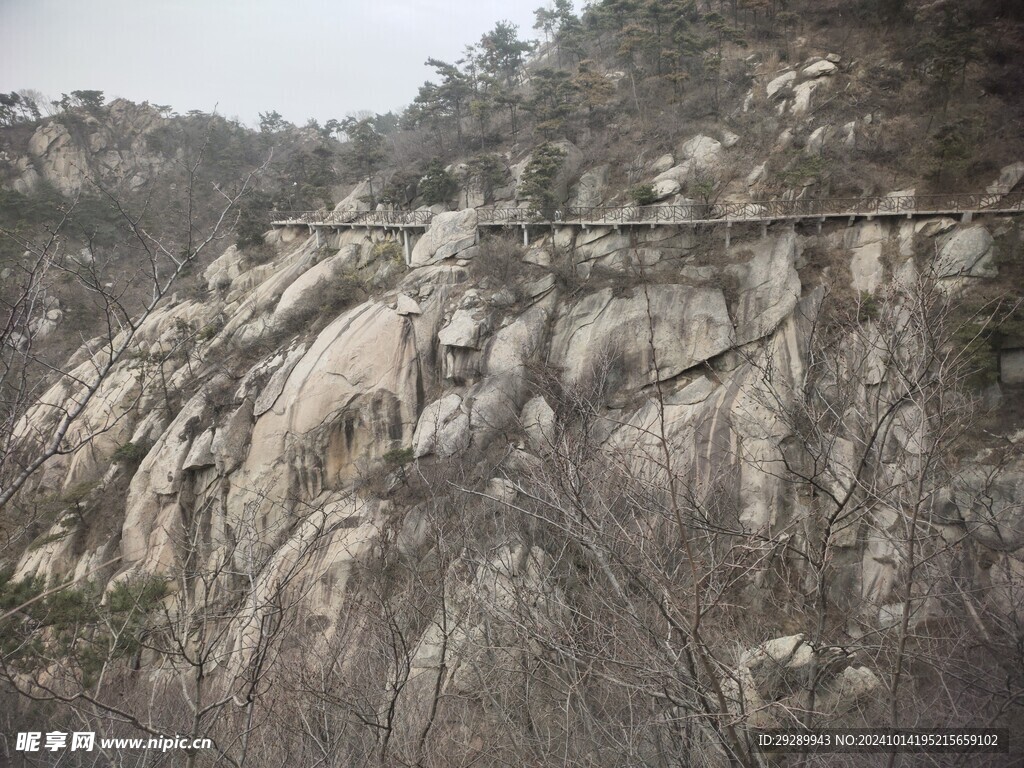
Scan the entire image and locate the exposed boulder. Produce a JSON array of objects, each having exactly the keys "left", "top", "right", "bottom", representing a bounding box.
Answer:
[
  {"left": 653, "top": 162, "right": 691, "bottom": 186},
  {"left": 439, "top": 308, "right": 490, "bottom": 350},
  {"left": 568, "top": 164, "right": 609, "bottom": 208},
  {"left": 549, "top": 285, "right": 734, "bottom": 391},
  {"left": 806, "top": 125, "right": 833, "bottom": 153},
  {"left": 651, "top": 178, "right": 681, "bottom": 200},
  {"left": 766, "top": 70, "right": 796, "bottom": 99},
  {"left": 521, "top": 396, "right": 556, "bottom": 451},
  {"left": 411, "top": 209, "right": 479, "bottom": 266},
  {"left": 952, "top": 465, "right": 1024, "bottom": 551},
  {"left": 514, "top": 139, "right": 584, "bottom": 206},
  {"left": 791, "top": 80, "right": 820, "bottom": 115},
  {"left": 802, "top": 59, "right": 838, "bottom": 78},
  {"left": 745, "top": 163, "right": 766, "bottom": 187},
  {"left": 211, "top": 399, "right": 254, "bottom": 474},
  {"left": 728, "top": 634, "right": 880, "bottom": 727},
  {"left": 987, "top": 161, "right": 1024, "bottom": 198},
  {"left": 182, "top": 428, "right": 216, "bottom": 471},
  {"left": 935, "top": 226, "right": 995, "bottom": 278},
  {"left": 649, "top": 153, "right": 675, "bottom": 174},
  {"left": 678, "top": 135, "right": 724, "bottom": 174},
  {"left": 396, "top": 294, "right": 422, "bottom": 315},
  {"left": 413, "top": 394, "right": 470, "bottom": 458}
]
